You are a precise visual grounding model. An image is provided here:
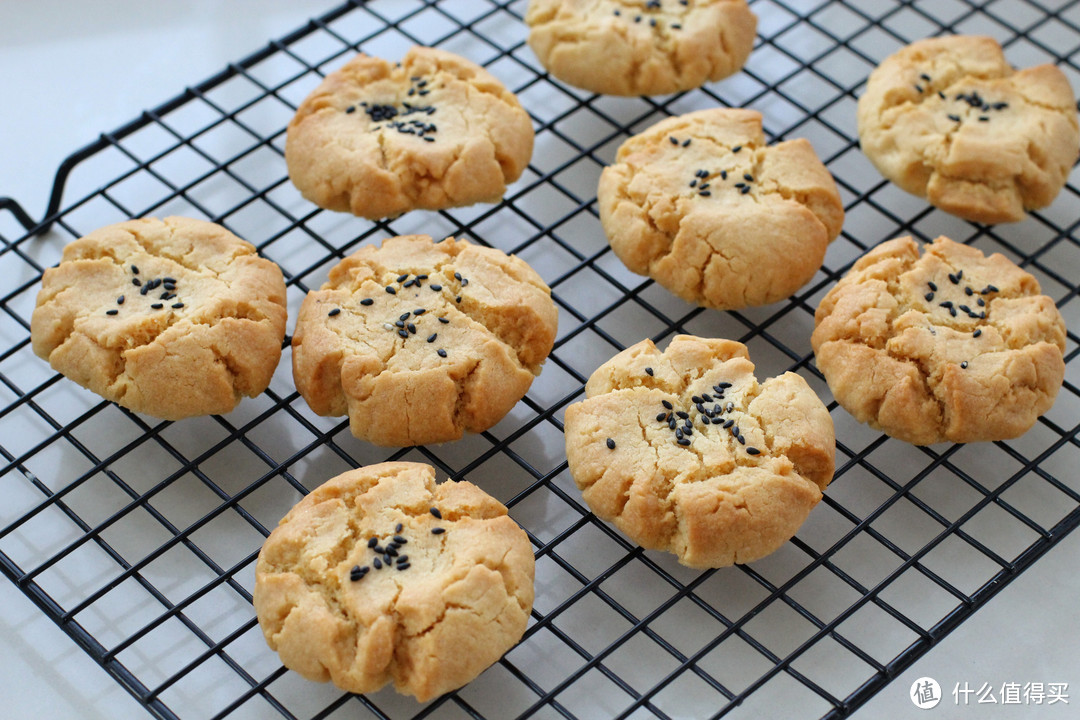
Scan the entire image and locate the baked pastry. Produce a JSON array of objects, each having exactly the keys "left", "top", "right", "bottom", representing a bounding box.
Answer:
[
  {"left": 526, "top": 0, "right": 756, "bottom": 96},
  {"left": 30, "top": 217, "right": 287, "bottom": 420},
  {"left": 253, "top": 462, "right": 535, "bottom": 702},
  {"left": 598, "top": 108, "right": 844, "bottom": 309},
  {"left": 292, "top": 234, "right": 558, "bottom": 446},
  {"left": 285, "top": 46, "right": 534, "bottom": 219},
  {"left": 564, "top": 335, "right": 835, "bottom": 567},
  {"left": 857, "top": 35, "right": 1080, "bottom": 224},
  {"left": 812, "top": 236, "right": 1067, "bottom": 445}
]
